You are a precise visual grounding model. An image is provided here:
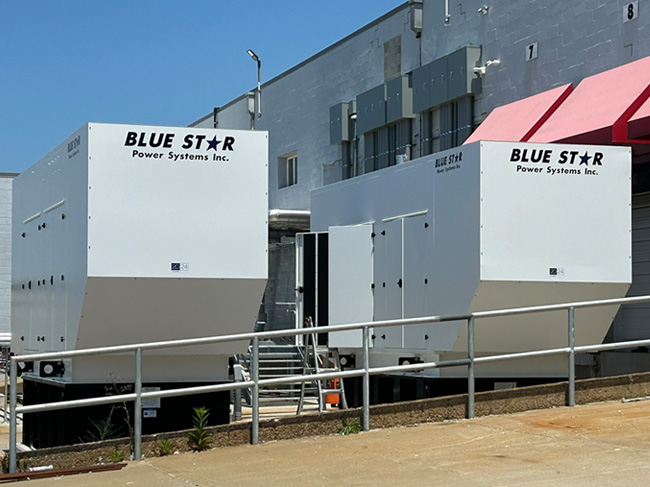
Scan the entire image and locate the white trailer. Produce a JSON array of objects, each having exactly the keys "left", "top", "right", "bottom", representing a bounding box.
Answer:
[
  {"left": 300, "top": 141, "right": 631, "bottom": 383},
  {"left": 12, "top": 123, "right": 268, "bottom": 446}
]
